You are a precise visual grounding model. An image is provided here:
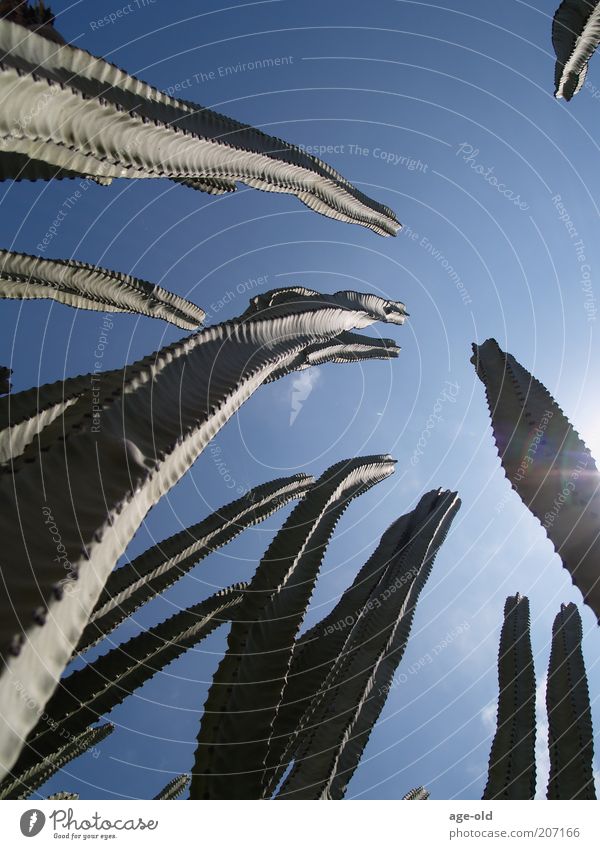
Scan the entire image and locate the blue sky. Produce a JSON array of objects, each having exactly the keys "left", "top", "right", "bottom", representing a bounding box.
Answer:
[{"left": 1, "top": 0, "right": 599, "bottom": 800}]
